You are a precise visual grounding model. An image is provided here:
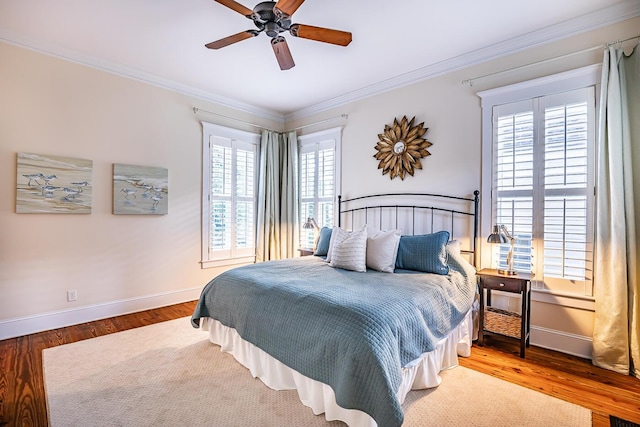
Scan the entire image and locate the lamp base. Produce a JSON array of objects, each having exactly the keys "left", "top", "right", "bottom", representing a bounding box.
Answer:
[{"left": 497, "top": 269, "right": 517, "bottom": 276}]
